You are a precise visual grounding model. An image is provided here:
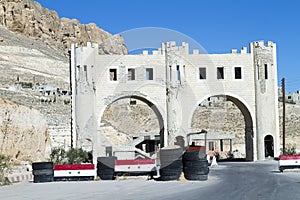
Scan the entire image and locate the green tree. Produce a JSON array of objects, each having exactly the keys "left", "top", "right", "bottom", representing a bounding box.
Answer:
[
  {"left": 281, "top": 144, "right": 297, "bottom": 155},
  {"left": 50, "top": 147, "right": 92, "bottom": 164},
  {"left": 0, "top": 154, "right": 11, "bottom": 185},
  {"left": 50, "top": 147, "right": 66, "bottom": 164},
  {"left": 66, "top": 148, "right": 90, "bottom": 164}
]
